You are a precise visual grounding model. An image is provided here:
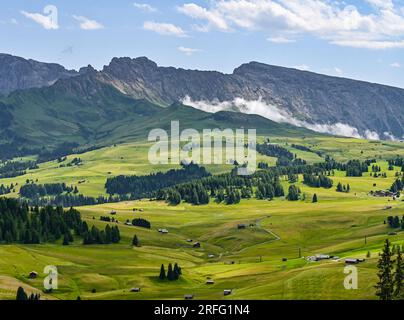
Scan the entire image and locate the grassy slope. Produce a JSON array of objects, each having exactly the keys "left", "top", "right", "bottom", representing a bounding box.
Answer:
[
  {"left": 2, "top": 134, "right": 404, "bottom": 198},
  {"left": 0, "top": 136, "right": 404, "bottom": 300}
]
